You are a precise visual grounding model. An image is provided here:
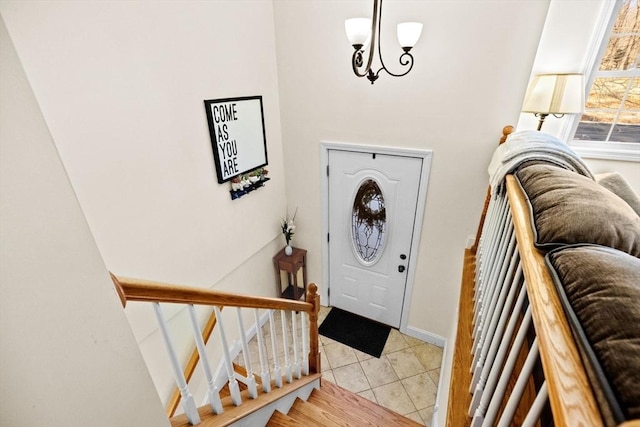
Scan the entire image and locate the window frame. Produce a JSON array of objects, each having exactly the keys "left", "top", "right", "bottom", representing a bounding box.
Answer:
[{"left": 565, "top": 0, "right": 640, "bottom": 162}]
